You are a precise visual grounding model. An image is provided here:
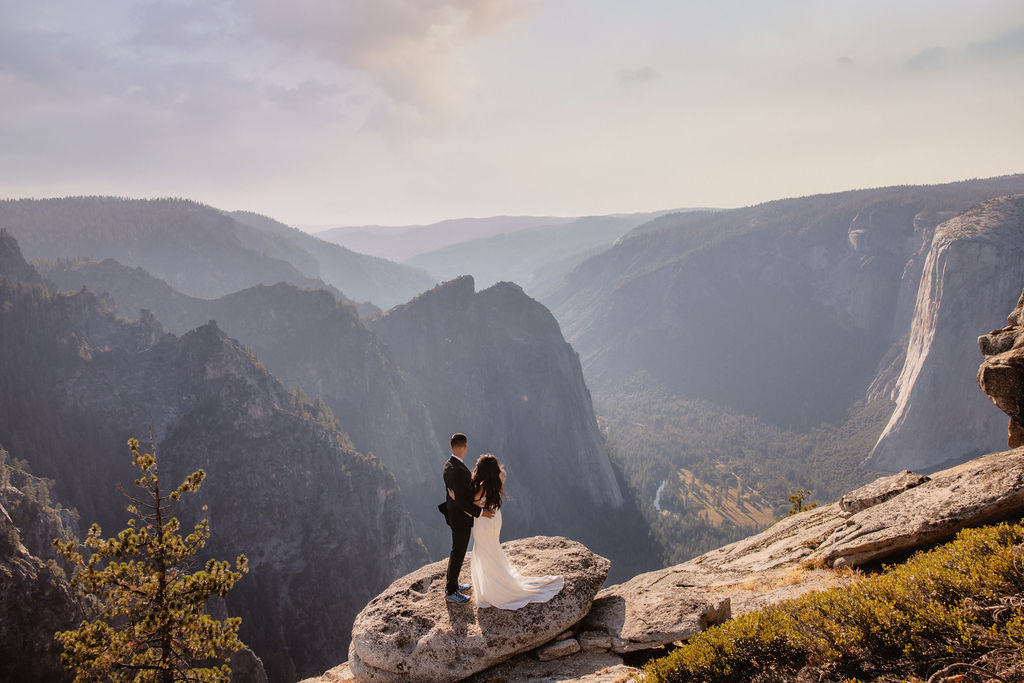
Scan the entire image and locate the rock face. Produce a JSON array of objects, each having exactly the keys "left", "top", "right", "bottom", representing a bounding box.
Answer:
[
  {"left": 464, "top": 650, "right": 636, "bottom": 683},
  {"left": 0, "top": 236, "right": 428, "bottom": 682},
  {"left": 0, "top": 229, "right": 42, "bottom": 285},
  {"left": 839, "top": 470, "right": 929, "bottom": 513},
  {"left": 546, "top": 177, "right": 1024, "bottom": 430},
  {"left": 811, "top": 448, "right": 1024, "bottom": 567},
  {"left": 869, "top": 195, "right": 1024, "bottom": 471},
  {"left": 978, "top": 288, "right": 1024, "bottom": 447},
  {"left": 37, "top": 259, "right": 450, "bottom": 553},
  {"left": 348, "top": 536, "right": 609, "bottom": 682},
  {"left": 0, "top": 454, "right": 82, "bottom": 682},
  {"left": 371, "top": 277, "right": 653, "bottom": 581},
  {"left": 581, "top": 582, "right": 730, "bottom": 653}
]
